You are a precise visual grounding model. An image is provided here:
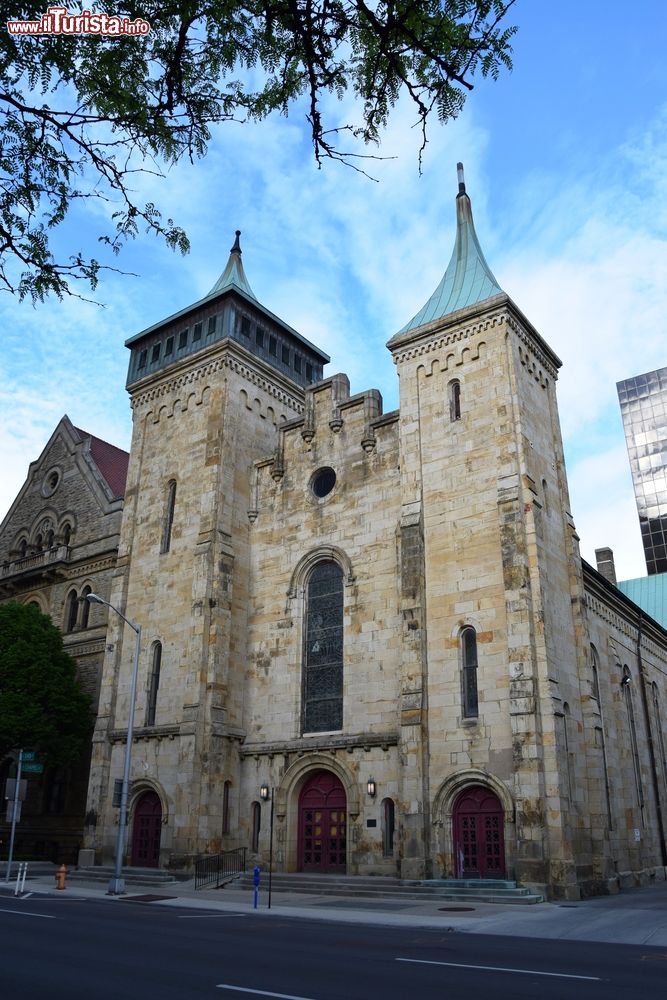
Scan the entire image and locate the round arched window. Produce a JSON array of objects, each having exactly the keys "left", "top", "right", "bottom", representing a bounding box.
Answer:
[{"left": 311, "top": 467, "right": 336, "bottom": 499}]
